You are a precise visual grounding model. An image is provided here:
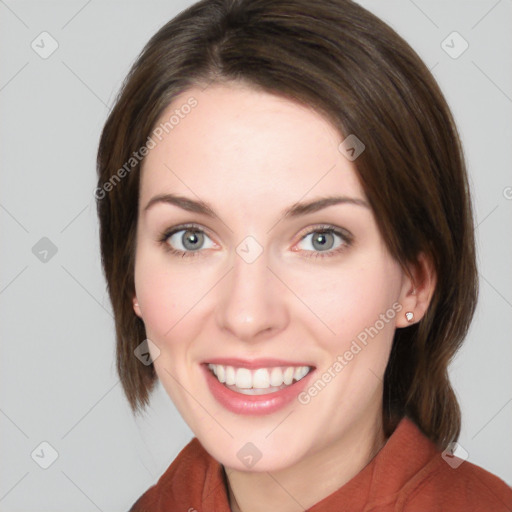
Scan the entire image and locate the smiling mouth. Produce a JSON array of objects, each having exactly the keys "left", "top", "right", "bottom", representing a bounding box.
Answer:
[{"left": 207, "top": 363, "right": 313, "bottom": 395}]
